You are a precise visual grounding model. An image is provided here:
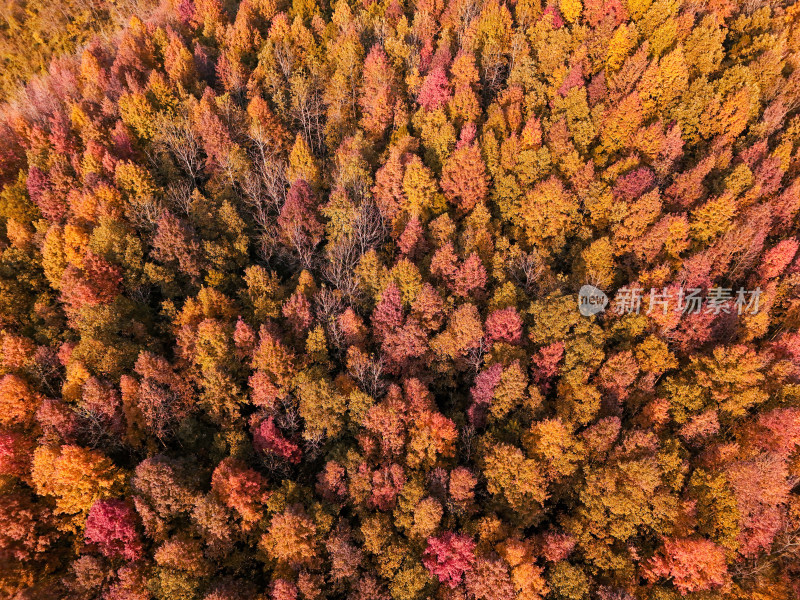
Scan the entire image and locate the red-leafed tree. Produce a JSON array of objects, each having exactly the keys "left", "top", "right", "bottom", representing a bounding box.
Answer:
[
  {"left": 417, "top": 67, "right": 451, "bottom": 111},
  {"left": 469, "top": 363, "right": 502, "bottom": 426},
  {"left": 369, "top": 463, "right": 406, "bottom": 510},
  {"left": 531, "top": 342, "right": 564, "bottom": 391},
  {"left": 643, "top": 538, "right": 728, "bottom": 594},
  {"left": 422, "top": 532, "right": 476, "bottom": 588},
  {"left": 538, "top": 530, "right": 576, "bottom": 563},
  {"left": 282, "top": 291, "right": 314, "bottom": 335},
  {"left": 152, "top": 211, "right": 204, "bottom": 279},
  {"left": 271, "top": 579, "right": 299, "bottom": 600},
  {"left": 126, "top": 352, "right": 194, "bottom": 443},
  {"left": 316, "top": 460, "right": 347, "bottom": 503},
  {"left": 381, "top": 318, "right": 428, "bottom": 374},
  {"left": 759, "top": 239, "right": 798, "bottom": 280},
  {"left": 85, "top": 499, "right": 144, "bottom": 561},
  {"left": 211, "top": 457, "right": 270, "bottom": 523},
  {"left": 253, "top": 417, "right": 302, "bottom": 464},
  {"left": 485, "top": 307, "right": 523, "bottom": 345},
  {"left": 453, "top": 254, "right": 487, "bottom": 297},
  {"left": 0, "top": 431, "right": 34, "bottom": 479},
  {"left": 397, "top": 216, "right": 426, "bottom": 258},
  {"left": 278, "top": 180, "right": 324, "bottom": 262},
  {"left": 371, "top": 282, "right": 403, "bottom": 341},
  {"left": 61, "top": 252, "right": 123, "bottom": 312},
  {"left": 465, "top": 556, "right": 516, "bottom": 600}
]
